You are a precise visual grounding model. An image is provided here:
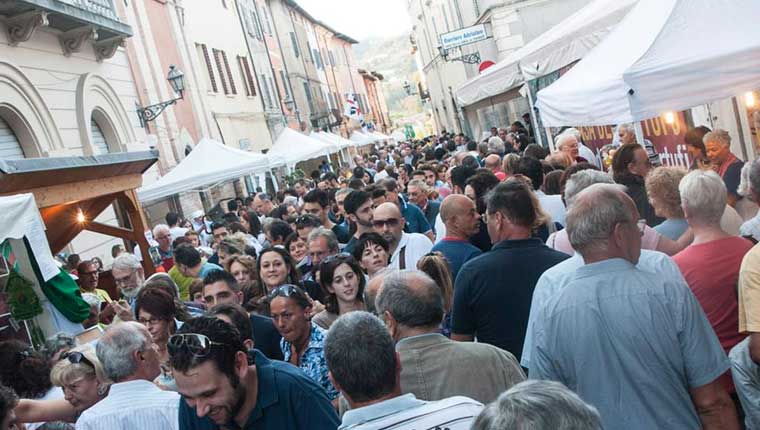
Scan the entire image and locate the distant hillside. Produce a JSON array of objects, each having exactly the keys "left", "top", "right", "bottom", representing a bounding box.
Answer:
[{"left": 354, "top": 34, "right": 423, "bottom": 123}]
